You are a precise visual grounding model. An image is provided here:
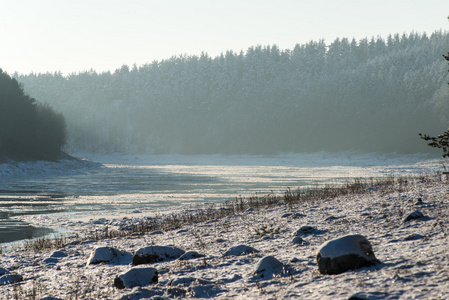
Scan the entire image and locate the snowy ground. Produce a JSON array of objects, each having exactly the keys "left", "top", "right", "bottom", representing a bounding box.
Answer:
[
  {"left": 0, "top": 173, "right": 448, "bottom": 299},
  {"left": 0, "top": 156, "right": 102, "bottom": 177}
]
